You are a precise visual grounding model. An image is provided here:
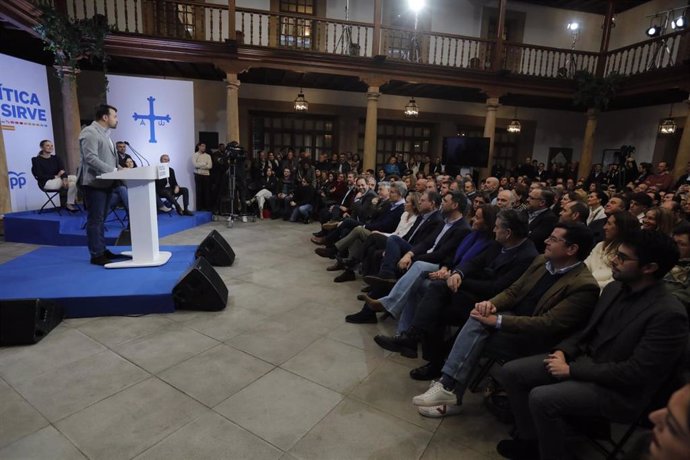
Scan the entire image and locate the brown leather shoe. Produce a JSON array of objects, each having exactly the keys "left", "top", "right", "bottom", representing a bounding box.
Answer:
[
  {"left": 362, "top": 294, "right": 385, "bottom": 312},
  {"left": 310, "top": 236, "right": 326, "bottom": 245},
  {"left": 322, "top": 220, "right": 340, "bottom": 231},
  {"left": 326, "top": 261, "right": 345, "bottom": 271}
]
